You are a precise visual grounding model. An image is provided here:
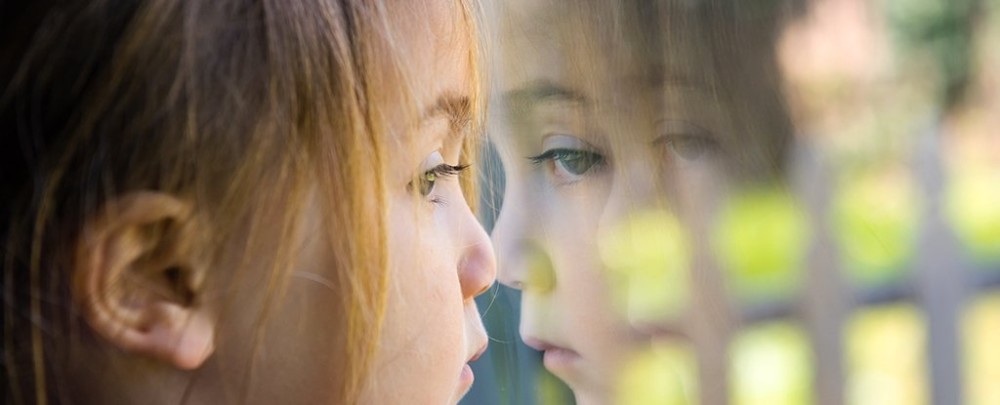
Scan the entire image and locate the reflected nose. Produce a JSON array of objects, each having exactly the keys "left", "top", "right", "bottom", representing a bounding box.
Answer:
[
  {"left": 494, "top": 241, "right": 556, "bottom": 293},
  {"left": 493, "top": 218, "right": 555, "bottom": 292},
  {"left": 459, "top": 207, "right": 497, "bottom": 300},
  {"left": 489, "top": 166, "right": 558, "bottom": 293},
  {"left": 491, "top": 199, "right": 526, "bottom": 290},
  {"left": 492, "top": 190, "right": 558, "bottom": 292},
  {"left": 495, "top": 243, "right": 527, "bottom": 291}
]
